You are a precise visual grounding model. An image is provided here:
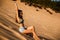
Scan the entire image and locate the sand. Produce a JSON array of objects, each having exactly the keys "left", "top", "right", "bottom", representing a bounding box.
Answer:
[{"left": 0, "top": 0, "right": 60, "bottom": 40}]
